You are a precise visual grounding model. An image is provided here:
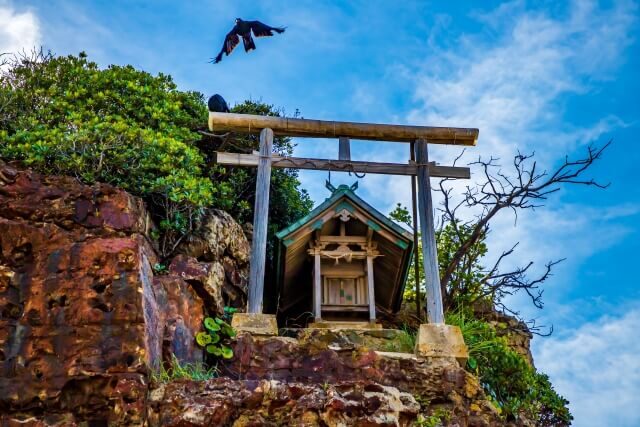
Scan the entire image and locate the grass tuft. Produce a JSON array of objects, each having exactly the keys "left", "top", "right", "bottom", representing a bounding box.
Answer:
[{"left": 151, "top": 354, "right": 218, "bottom": 383}]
